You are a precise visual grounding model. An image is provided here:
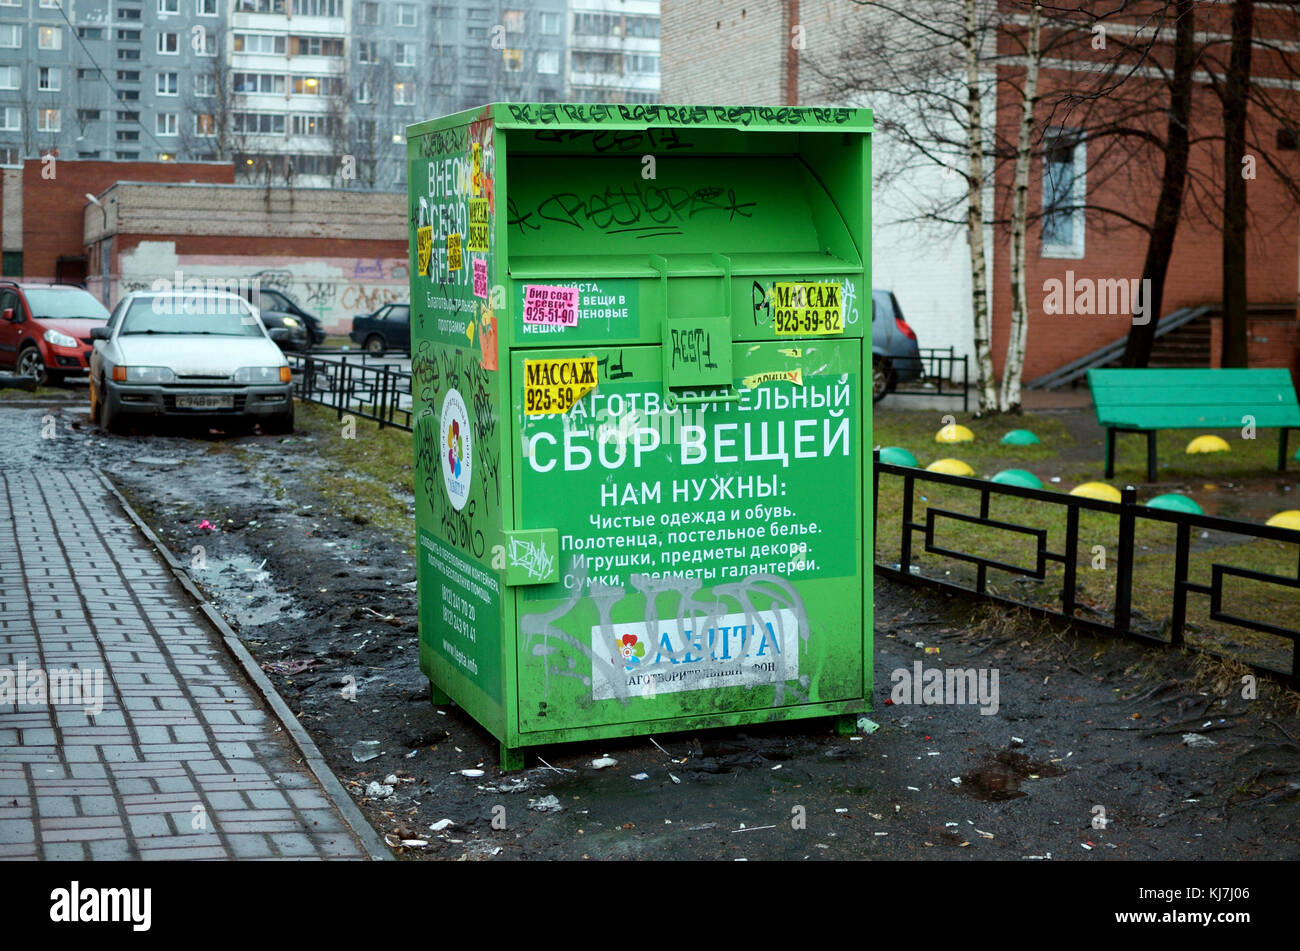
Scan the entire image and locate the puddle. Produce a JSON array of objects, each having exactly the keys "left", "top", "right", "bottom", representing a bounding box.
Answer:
[
  {"left": 959, "top": 750, "right": 1065, "bottom": 802},
  {"left": 192, "top": 552, "right": 305, "bottom": 628}
]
